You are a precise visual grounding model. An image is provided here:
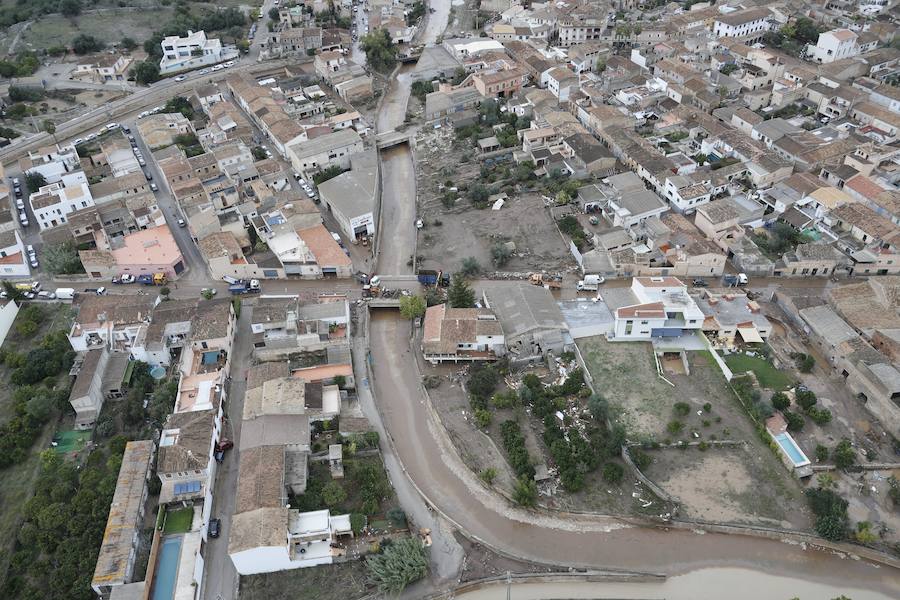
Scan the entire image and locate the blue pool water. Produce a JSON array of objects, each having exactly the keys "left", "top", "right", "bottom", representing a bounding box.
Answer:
[
  {"left": 152, "top": 536, "right": 183, "bottom": 600},
  {"left": 774, "top": 433, "right": 808, "bottom": 466}
]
